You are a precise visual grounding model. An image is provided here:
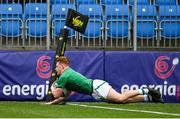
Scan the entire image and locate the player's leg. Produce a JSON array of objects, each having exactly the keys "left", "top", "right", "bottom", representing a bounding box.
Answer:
[
  {"left": 106, "top": 88, "right": 151, "bottom": 104},
  {"left": 121, "top": 88, "right": 164, "bottom": 103},
  {"left": 122, "top": 95, "right": 149, "bottom": 103},
  {"left": 106, "top": 88, "right": 140, "bottom": 103},
  {"left": 125, "top": 94, "right": 164, "bottom": 104},
  {"left": 92, "top": 80, "right": 163, "bottom": 104}
]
